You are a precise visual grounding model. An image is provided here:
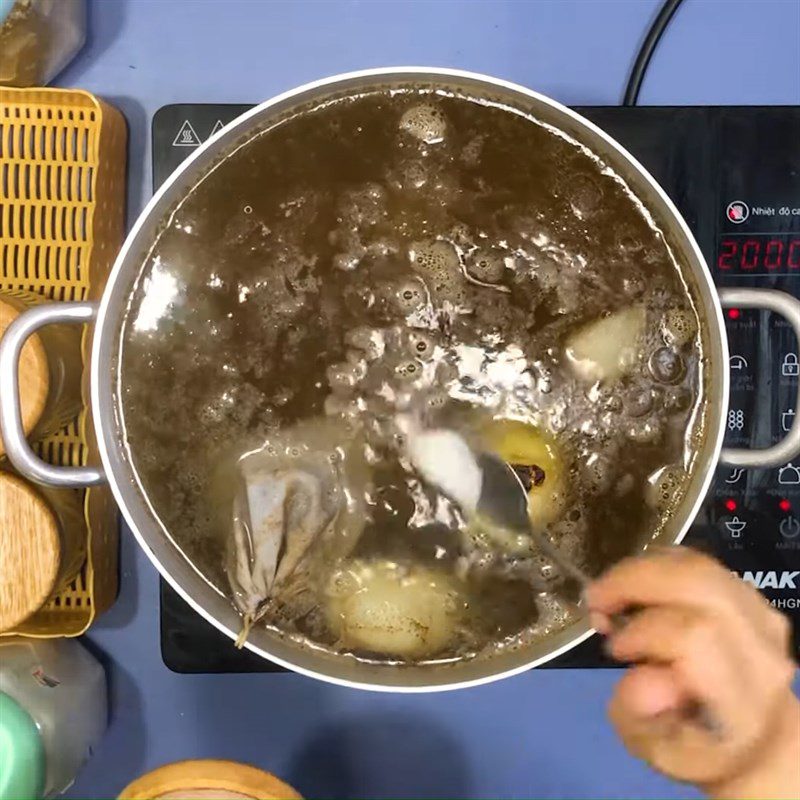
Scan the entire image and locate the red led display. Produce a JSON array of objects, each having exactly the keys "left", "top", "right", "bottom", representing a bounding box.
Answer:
[
  {"left": 718, "top": 236, "right": 800, "bottom": 272},
  {"left": 724, "top": 498, "right": 738, "bottom": 512},
  {"left": 779, "top": 498, "right": 792, "bottom": 512}
]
